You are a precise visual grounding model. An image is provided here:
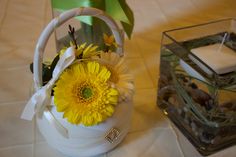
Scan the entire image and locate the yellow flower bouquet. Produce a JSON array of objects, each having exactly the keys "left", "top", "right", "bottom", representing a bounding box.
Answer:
[{"left": 21, "top": 7, "right": 134, "bottom": 157}]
